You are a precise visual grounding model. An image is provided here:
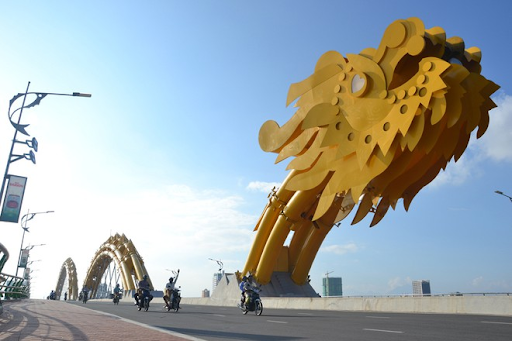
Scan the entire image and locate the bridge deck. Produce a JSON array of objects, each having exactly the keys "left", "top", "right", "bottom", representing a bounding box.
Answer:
[{"left": 0, "top": 299, "right": 197, "bottom": 340}]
